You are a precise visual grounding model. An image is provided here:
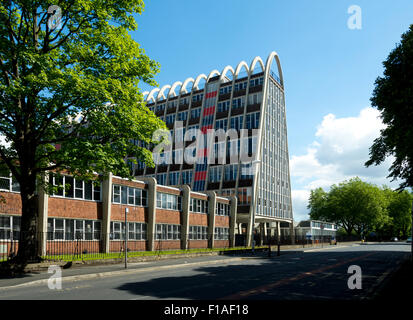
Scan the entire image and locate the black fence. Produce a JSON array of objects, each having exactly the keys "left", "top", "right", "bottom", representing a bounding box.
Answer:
[{"left": 0, "top": 232, "right": 363, "bottom": 263}]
